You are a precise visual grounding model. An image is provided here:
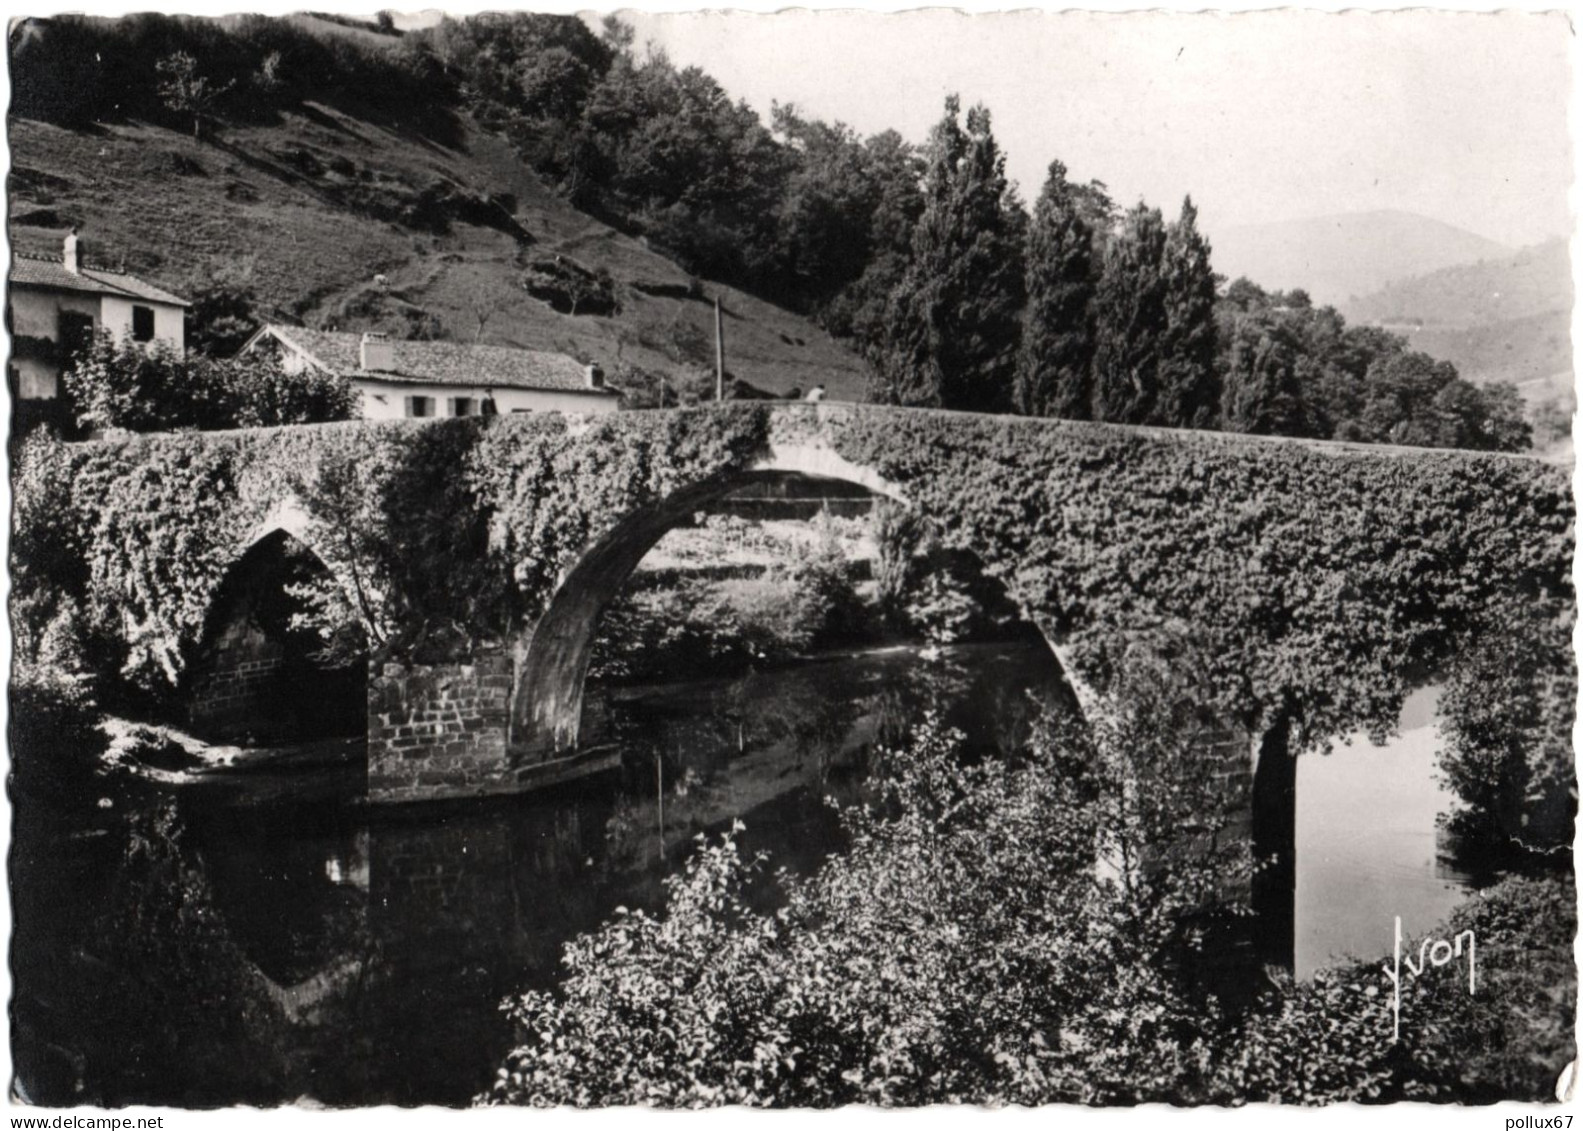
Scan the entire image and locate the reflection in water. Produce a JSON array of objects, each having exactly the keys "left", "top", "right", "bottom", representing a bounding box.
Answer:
[
  {"left": 1295, "top": 684, "right": 1487, "bottom": 979},
  {"left": 11, "top": 643, "right": 1065, "bottom": 1107}
]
